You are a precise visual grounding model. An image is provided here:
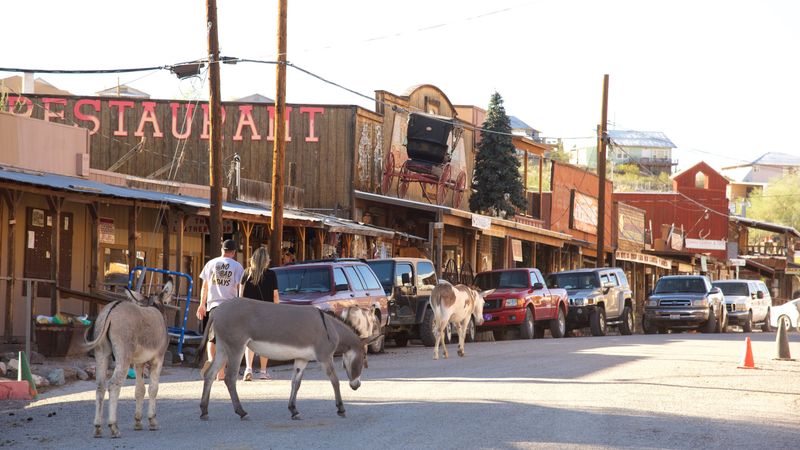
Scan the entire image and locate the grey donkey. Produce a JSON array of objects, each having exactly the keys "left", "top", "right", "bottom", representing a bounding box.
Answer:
[
  {"left": 80, "top": 280, "right": 174, "bottom": 438},
  {"left": 199, "top": 298, "right": 380, "bottom": 421}
]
